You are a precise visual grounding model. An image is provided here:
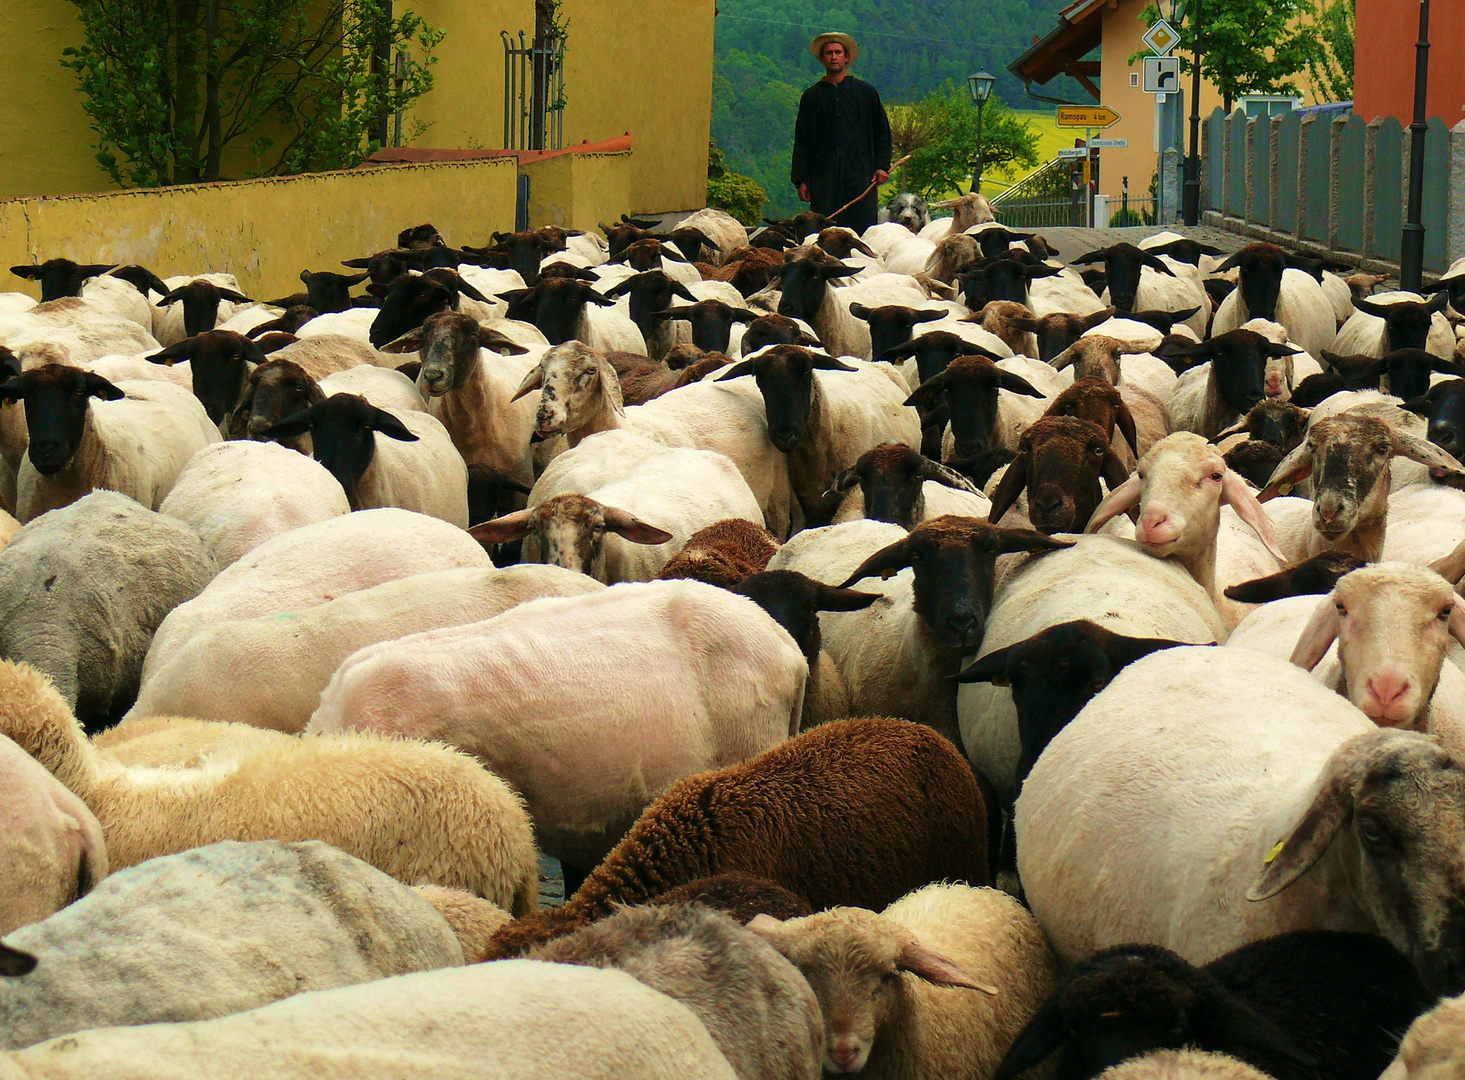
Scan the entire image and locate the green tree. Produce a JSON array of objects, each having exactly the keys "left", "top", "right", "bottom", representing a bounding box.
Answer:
[
  {"left": 894, "top": 84, "right": 1039, "bottom": 200},
  {"left": 61, "top": 0, "right": 444, "bottom": 187},
  {"left": 706, "top": 138, "right": 768, "bottom": 225},
  {"left": 1134, "top": 0, "right": 1324, "bottom": 112},
  {"left": 1305, "top": 0, "right": 1354, "bottom": 103}
]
